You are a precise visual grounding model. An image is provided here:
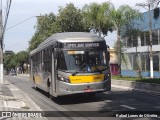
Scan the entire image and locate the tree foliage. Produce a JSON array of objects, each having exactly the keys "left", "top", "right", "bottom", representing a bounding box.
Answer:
[
  {"left": 16, "top": 51, "right": 29, "bottom": 66},
  {"left": 28, "top": 13, "right": 59, "bottom": 52},
  {"left": 57, "top": 3, "right": 85, "bottom": 32},
  {"left": 4, "top": 53, "right": 17, "bottom": 70},
  {"left": 4, "top": 51, "right": 29, "bottom": 70},
  {"left": 28, "top": 3, "right": 141, "bottom": 54},
  {"left": 109, "top": 5, "right": 140, "bottom": 32},
  {"left": 82, "top": 2, "right": 114, "bottom": 36},
  {"left": 109, "top": 5, "right": 140, "bottom": 76},
  {"left": 28, "top": 3, "right": 87, "bottom": 52}
]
